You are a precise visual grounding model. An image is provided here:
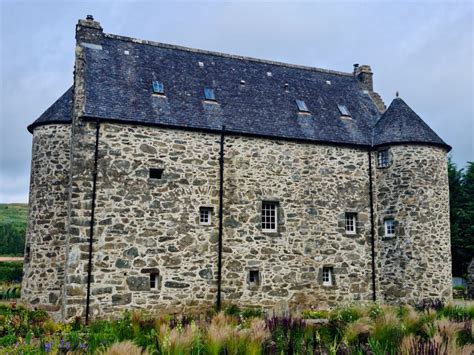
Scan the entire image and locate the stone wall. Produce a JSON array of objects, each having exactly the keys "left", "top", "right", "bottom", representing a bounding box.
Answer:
[
  {"left": 374, "top": 145, "right": 452, "bottom": 303},
  {"left": 21, "top": 124, "right": 71, "bottom": 320},
  {"left": 62, "top": 122, "right": 375, "bottom": 319}
]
